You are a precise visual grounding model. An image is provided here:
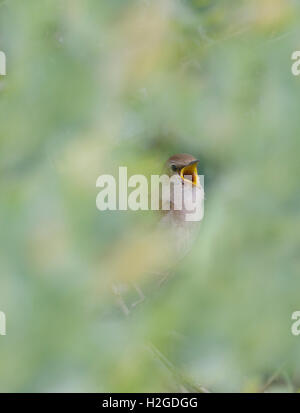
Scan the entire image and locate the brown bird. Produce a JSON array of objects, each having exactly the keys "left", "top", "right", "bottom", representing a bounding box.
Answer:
[
  {"left": 159, "top": 153, "right": 204, "bottom": 257},
  {"left": 111, "top": 153, "right": 204, "bottom": 314}
]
